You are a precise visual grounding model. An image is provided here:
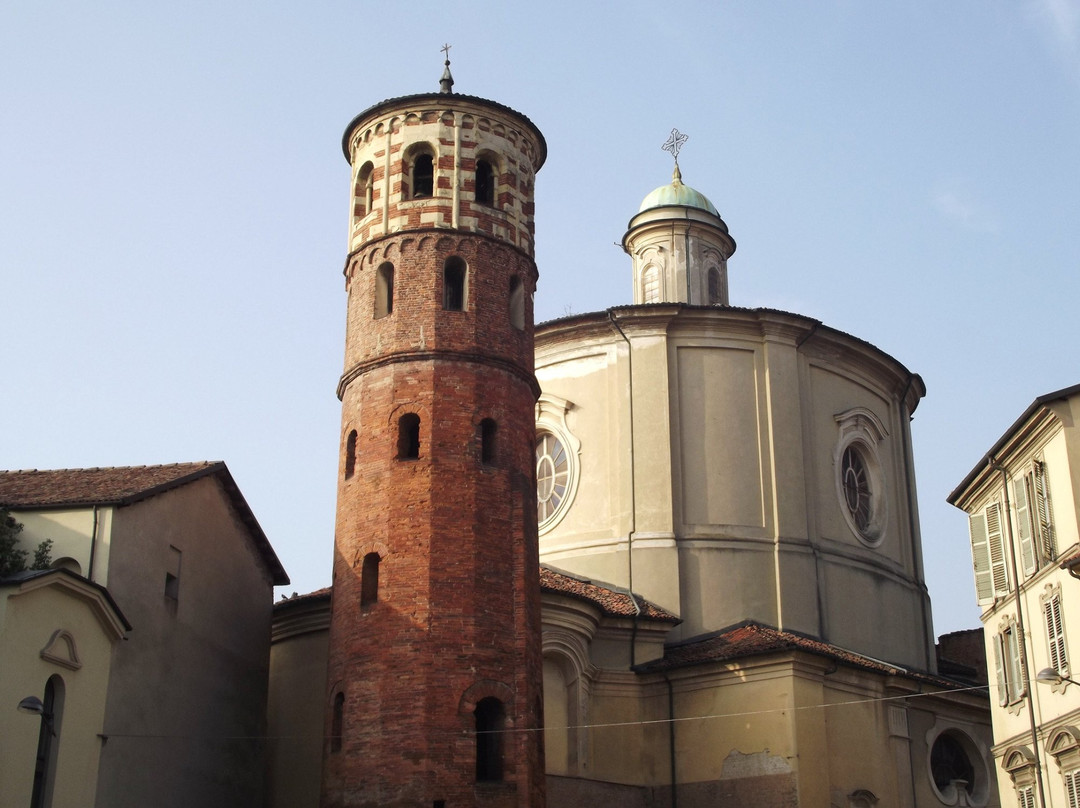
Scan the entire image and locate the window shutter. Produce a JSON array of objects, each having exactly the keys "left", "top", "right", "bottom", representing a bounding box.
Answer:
[
  {"left": 1067, "top": 769, "right": 1080, "bottom": 808},
  {"left": 986, "top": 502, "right": 1010, "bottom": 597},
  {"left": 970, "top": 512, "right": 993, "bottom": 603},
  {"left": 1008, "top": 626, "right": 1027, "bottom": 701},
  {"left": 994, "top": 633, "right": 1007, "bottom": 706},
  {"left": 1019, "top": 785, "right": 1035, "bottom": 808},
  {"left": 1034, "top": 461, "right": 1056, "bottom": 561},
  {"left": 1014, "top": 476, "right": 1037, "bottom": 577},
  {"left": 1047, "top": 593, "right": 1068, "bottom": 675}
]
